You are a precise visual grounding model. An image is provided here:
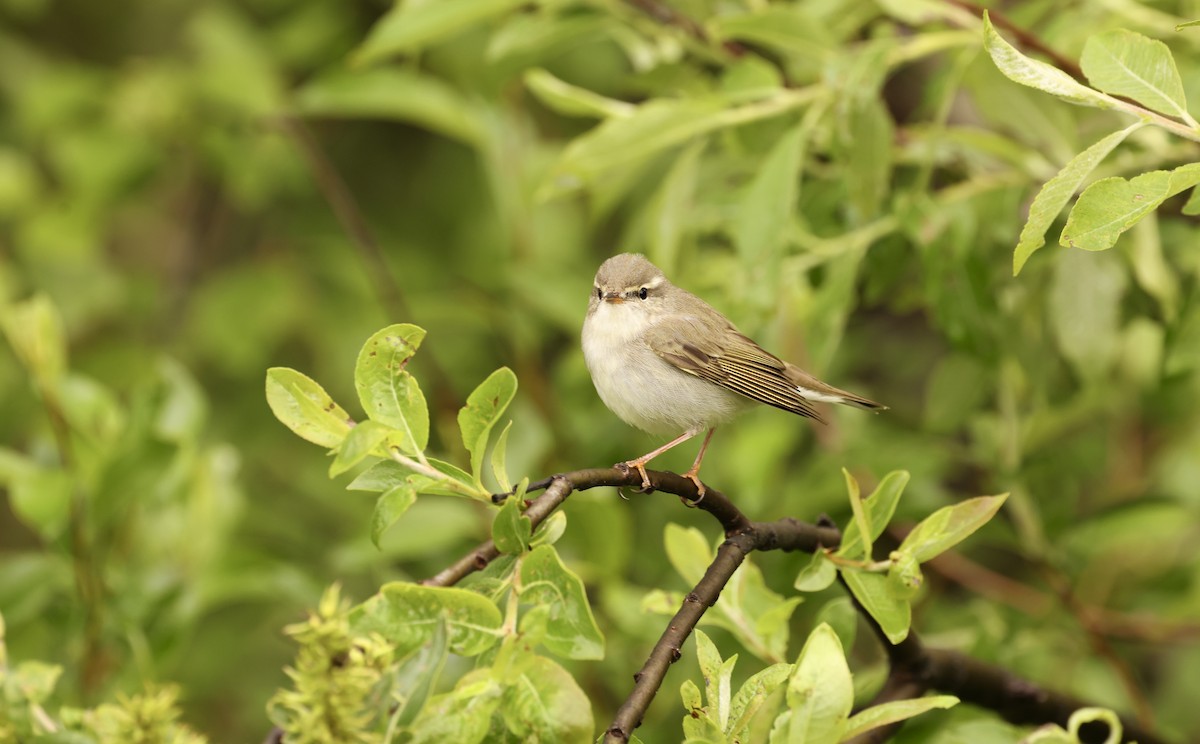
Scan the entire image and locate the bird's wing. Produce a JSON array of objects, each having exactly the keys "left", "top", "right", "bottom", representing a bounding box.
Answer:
[{"left": 643, "top": 313, "right": 826, "bottom": 423}]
